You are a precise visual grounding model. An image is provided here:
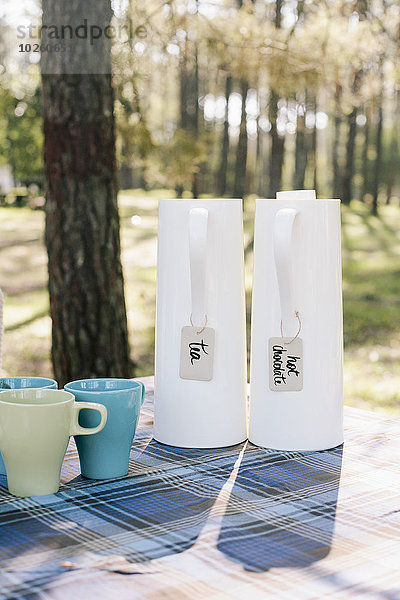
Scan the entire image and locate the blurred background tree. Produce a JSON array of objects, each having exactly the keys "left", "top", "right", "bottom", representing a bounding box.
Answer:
[
  {"left": 1, "top": 0, "right": 399, "bottom": 207},
  {"left": 0, "top": 18, "right": 43, "bottom": 192},
  {"left": 40, "top": 0, "right": 133, "bottom": 386}
]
